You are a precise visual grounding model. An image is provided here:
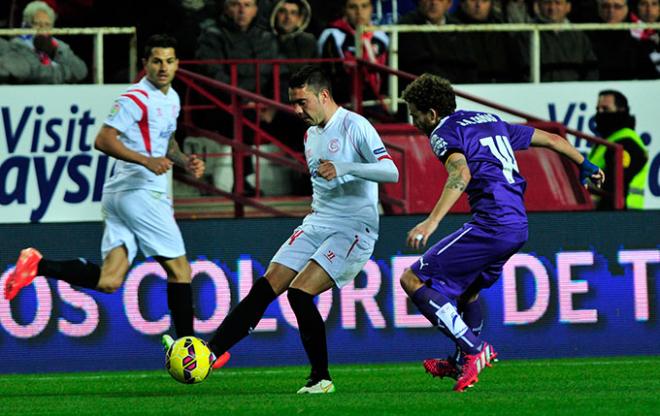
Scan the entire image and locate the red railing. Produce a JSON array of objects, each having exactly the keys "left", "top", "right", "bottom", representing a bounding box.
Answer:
[
  {"left": 358, "top": 59, "right": 625, "bottom": 210},
  {"left": 172, "top": 57, "right": 624, "bottom": 215}
]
